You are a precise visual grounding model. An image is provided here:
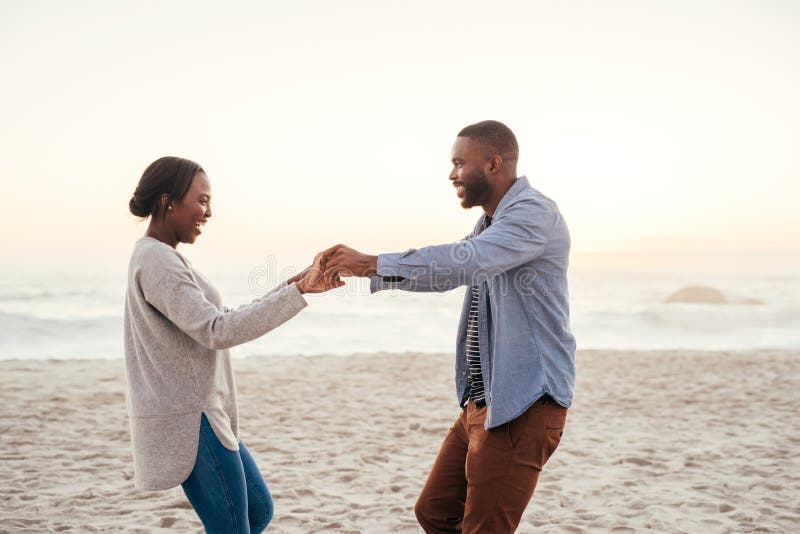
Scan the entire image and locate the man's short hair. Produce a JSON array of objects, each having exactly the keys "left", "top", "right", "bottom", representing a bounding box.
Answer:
[{"left": 458, "top": 120, "right": 519, "bottom": 160}]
